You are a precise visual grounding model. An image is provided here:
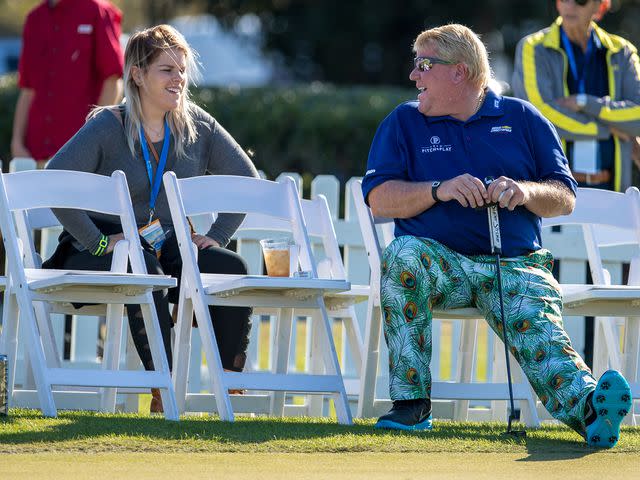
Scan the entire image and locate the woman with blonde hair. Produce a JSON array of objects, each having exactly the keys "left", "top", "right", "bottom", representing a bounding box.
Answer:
[{"left": 45, "top": 24, "right": 259, "bottom": 412}]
